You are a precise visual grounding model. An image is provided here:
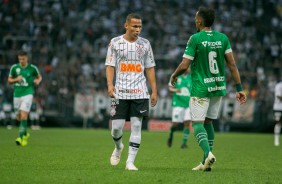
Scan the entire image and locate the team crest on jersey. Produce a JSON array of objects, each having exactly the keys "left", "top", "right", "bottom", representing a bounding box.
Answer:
[
  {"left": 16, "top": 68, "right": 21, "bottom": 74},
  {"left": 136, "top": 45, "right": 145, "bottom": 55}
]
